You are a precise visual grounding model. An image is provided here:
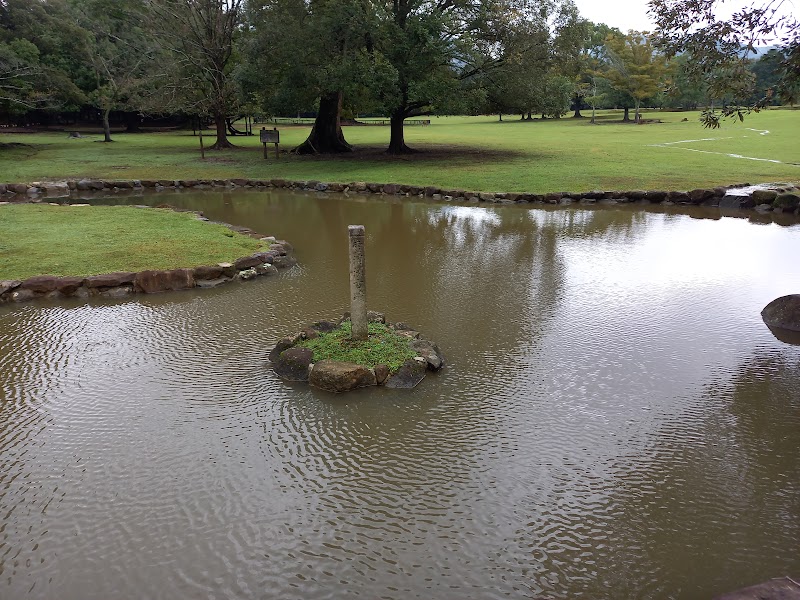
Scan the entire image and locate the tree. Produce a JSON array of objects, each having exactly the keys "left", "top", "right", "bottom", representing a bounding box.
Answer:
[
  {"left": 377, "top": 0, "right": 467, "bottom": 154},
  {"left": 750, "top": 47, "right": 794, "bottom": 105},
  {"left": 661, "top": 53, "right": 707, "bottom": 109},
  {"left": 603, "top": 30, "right": 666, "bottom": 123},
  {"left": 544, "top": 3, "right": 588, "bottom": 117},
  {"left": 377, "top": 0, "right": 584, "bottom": 153},
  {"left": 243, "top": 0, "right": 387, "bottom": 154},
  {"left": 534, "top": 73, "right": 573, "bottom": 117},
  {"left": 0, "top": 39, "right": 44, "bottom": 111},
  {"left": 569, "top": 21, "right": 622, "bottom": 118},
  {"left": 476, "top": 16, "right": 552, "bottom": 121},
  {"left": 584, "top": 75, "right": 605, "bottom": 123},
  {"left": 648, "top": 0, "right": 799, "bottom": 127},
  {"left": 0, "top": 0, "right": 86, "bottom": 120},
  {"left": 68, "top": 0, "right": 157, "bottom": 142},
  {"left": 149, "top": 0, "right": 244, "bottom": 149}
]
